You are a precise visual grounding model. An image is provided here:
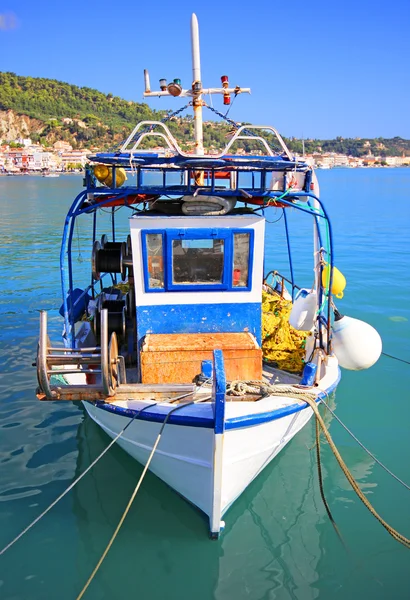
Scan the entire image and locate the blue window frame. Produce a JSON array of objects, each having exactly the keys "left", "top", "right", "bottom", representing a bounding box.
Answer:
[{"left": 141, "top": 228, "right": 254, "bottom": 293}]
